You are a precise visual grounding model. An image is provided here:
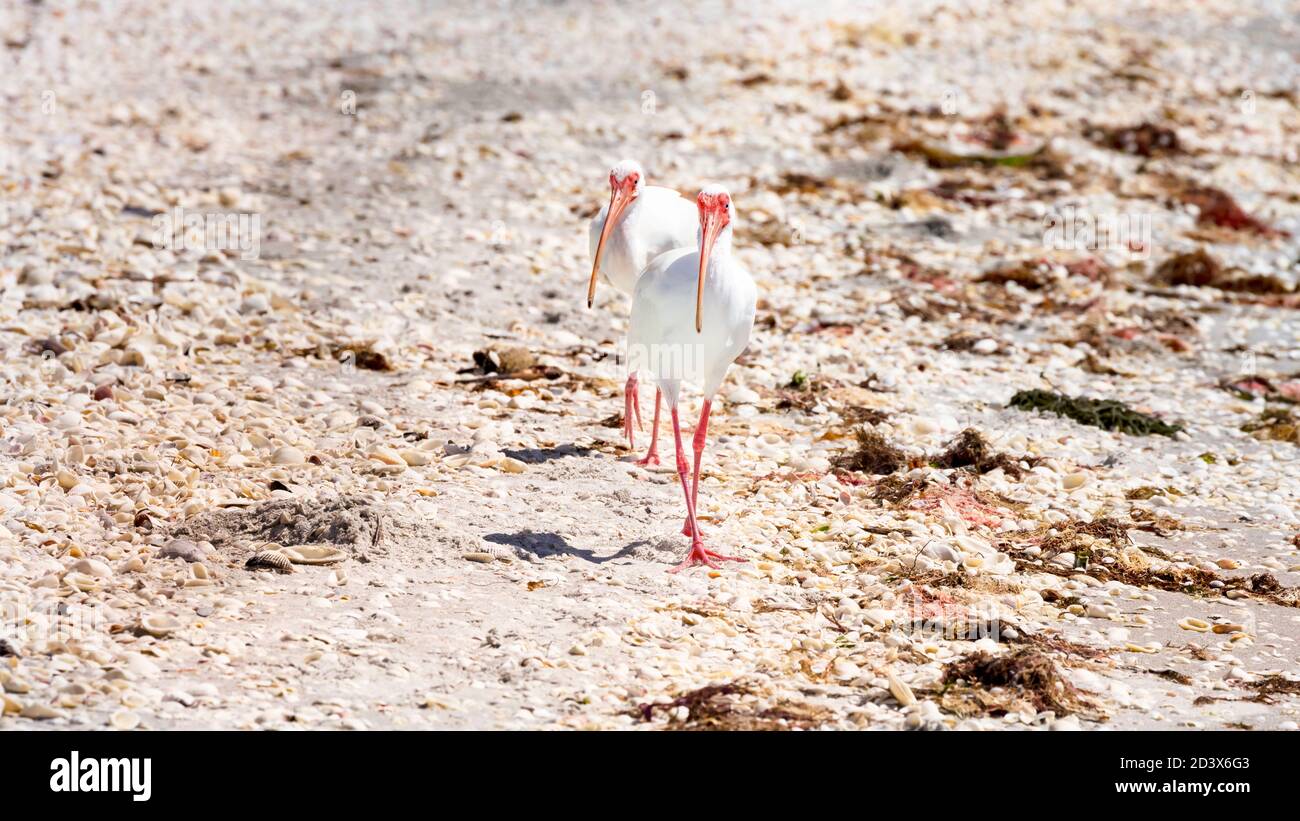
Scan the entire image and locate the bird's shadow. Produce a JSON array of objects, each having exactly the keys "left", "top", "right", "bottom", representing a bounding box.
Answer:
[
  {"left": 502, "top": 443, "right": 595, "bottom": 465},
  {"left": 485, "top": 530, "right": 647, "bottom": 564}
]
